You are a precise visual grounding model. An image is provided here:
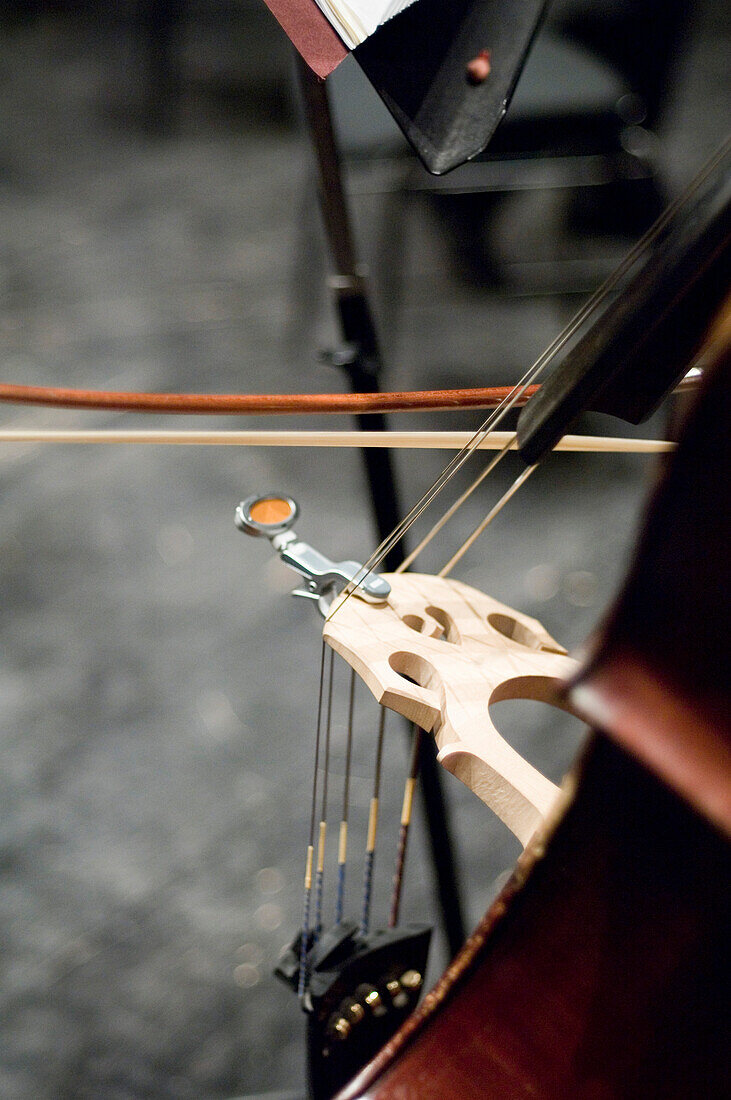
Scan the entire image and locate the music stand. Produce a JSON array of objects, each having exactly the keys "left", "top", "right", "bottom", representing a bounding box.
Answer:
[{"left": 267, "top": 0, "right": 547, "bottom": 172}]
